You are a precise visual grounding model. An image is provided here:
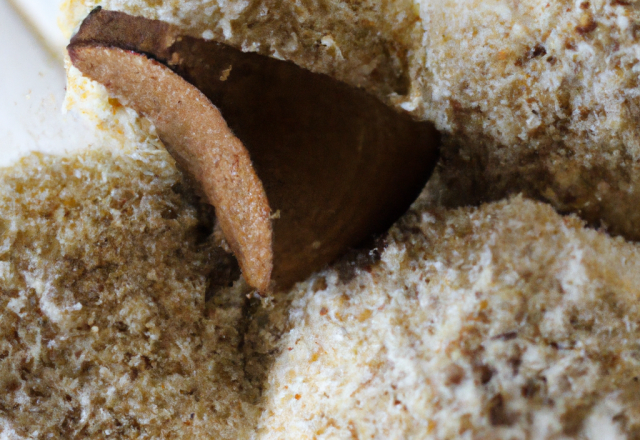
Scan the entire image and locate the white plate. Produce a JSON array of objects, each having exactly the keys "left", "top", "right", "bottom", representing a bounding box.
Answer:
[
  {"left": 0, "top": 0, "right": 95, "bottom": 168},
  {"left": 7, "top": 0, "right": 67, "bottom": 55}
]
